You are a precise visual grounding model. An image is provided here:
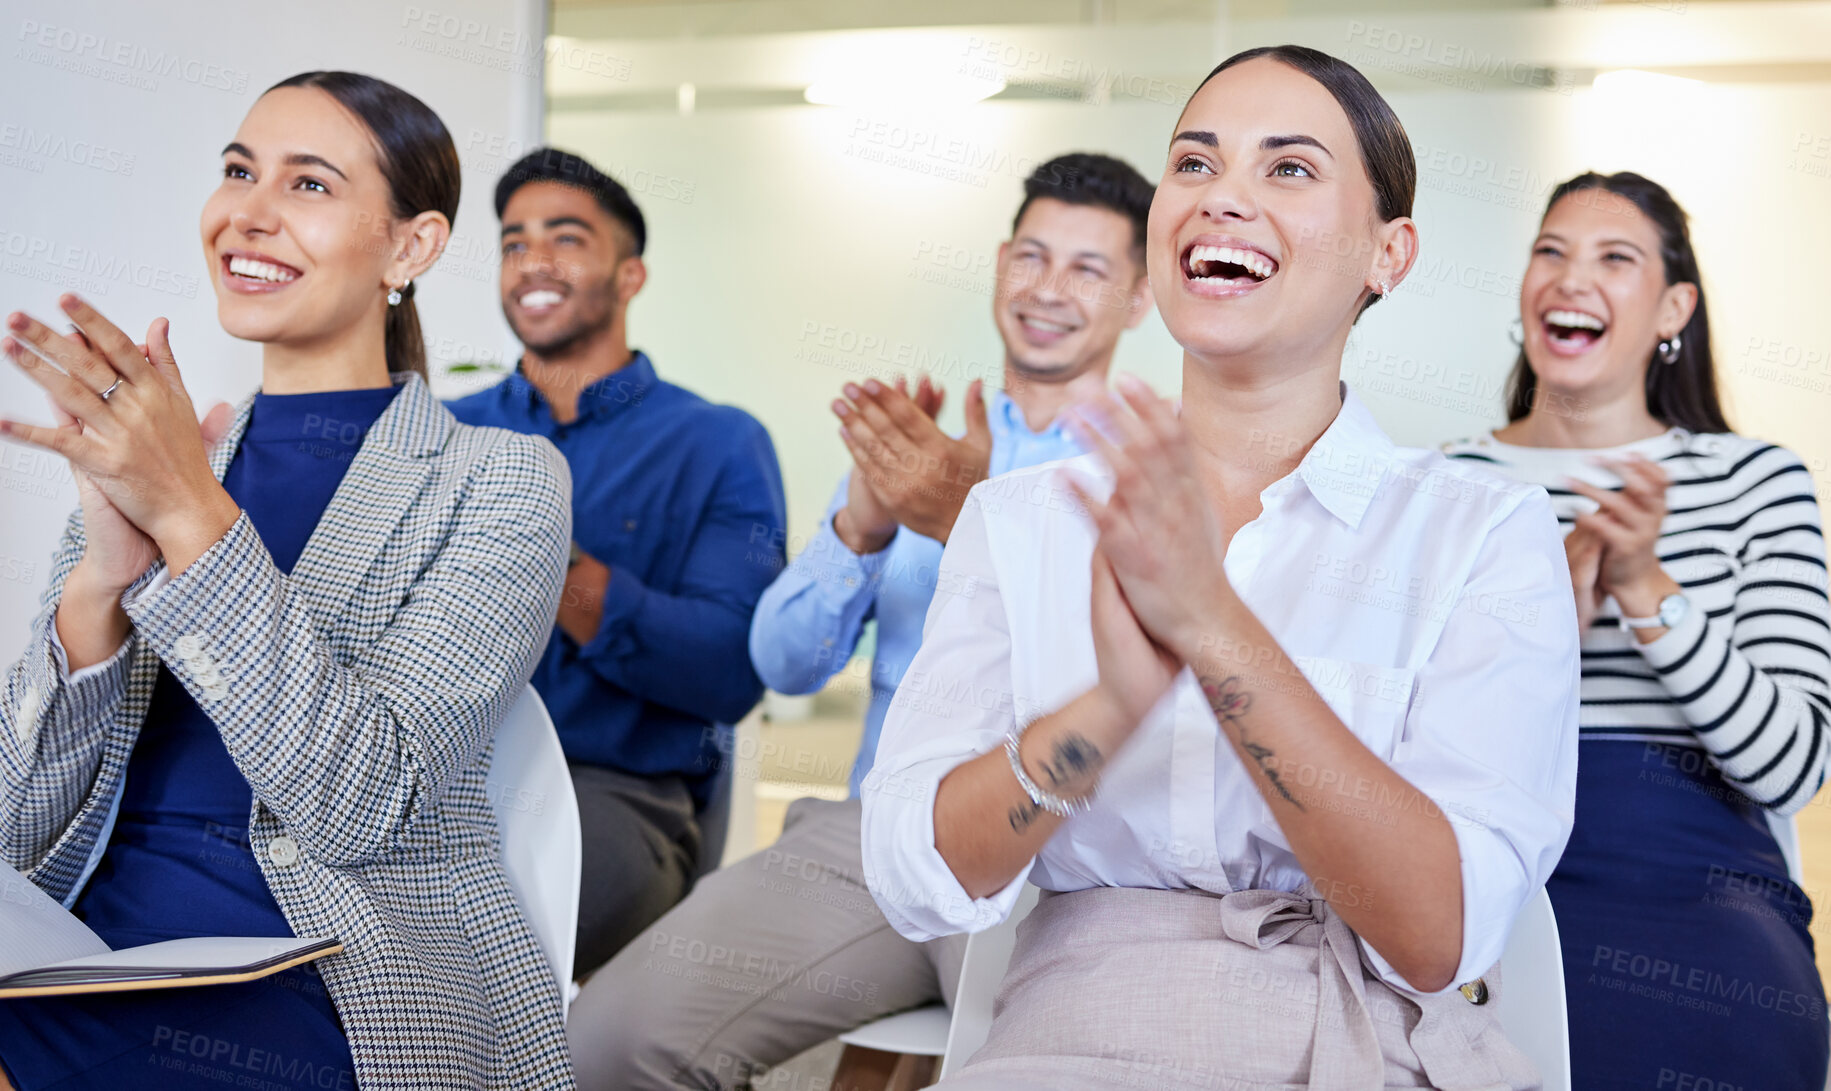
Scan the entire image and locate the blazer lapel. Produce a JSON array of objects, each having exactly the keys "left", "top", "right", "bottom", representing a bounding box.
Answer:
[
  {"left": 210, "top": 397, "right": 256, "bottom": 481},
  {"left": 286, "top": 374, "right": 451, "bottom": 629}
]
